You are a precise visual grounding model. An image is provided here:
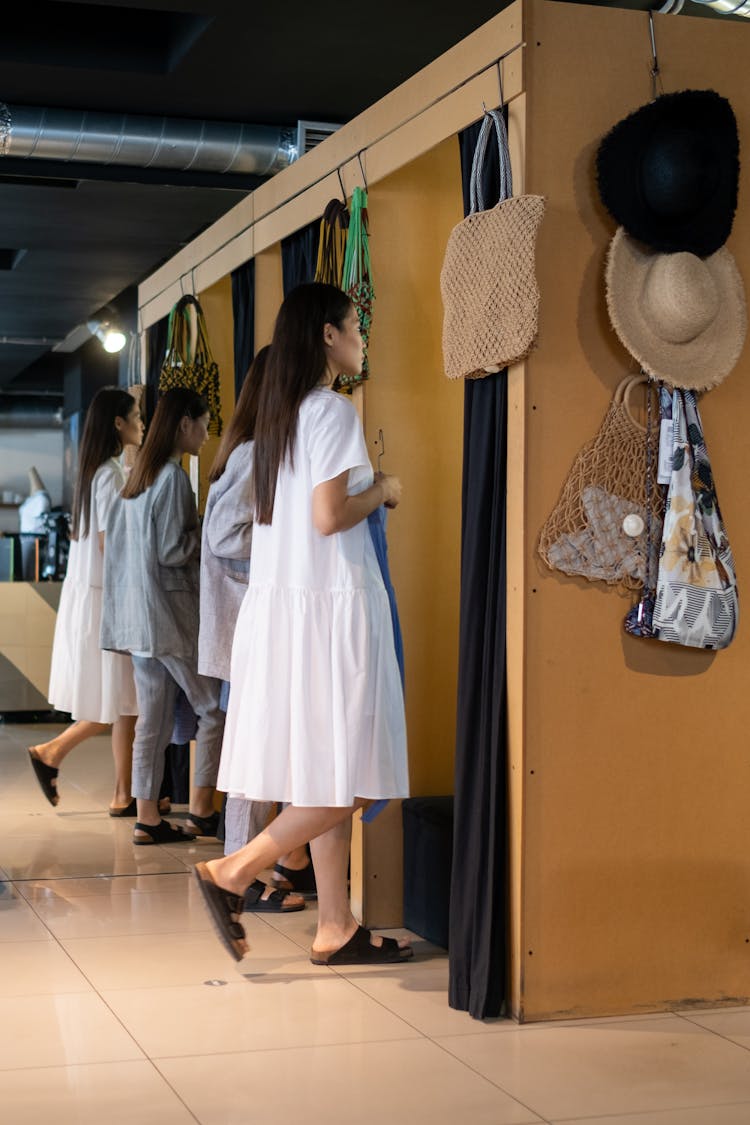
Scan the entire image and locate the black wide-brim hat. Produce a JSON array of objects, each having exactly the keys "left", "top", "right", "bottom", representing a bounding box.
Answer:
[{"left": 596, "top": 89, "right": 739, "bottom": 258}]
